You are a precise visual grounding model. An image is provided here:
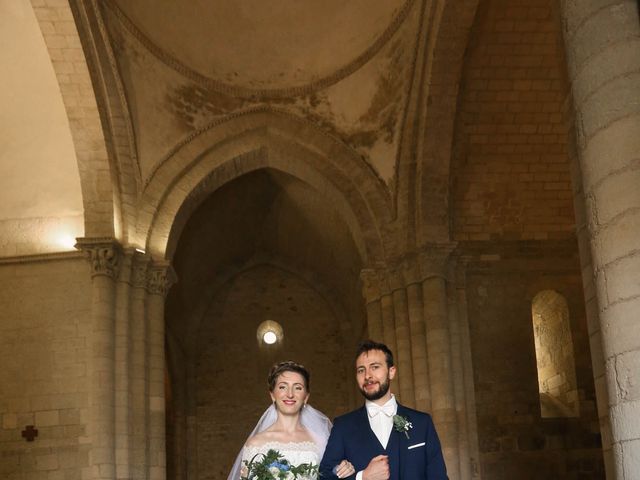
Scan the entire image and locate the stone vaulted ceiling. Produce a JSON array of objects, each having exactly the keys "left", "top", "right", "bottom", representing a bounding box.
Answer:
[
  {"left": 114, "top": 0, "right": 407, "bottom": 91},
  {"left": 103, "top": 0, "right": 421, "bottom": 187}
]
